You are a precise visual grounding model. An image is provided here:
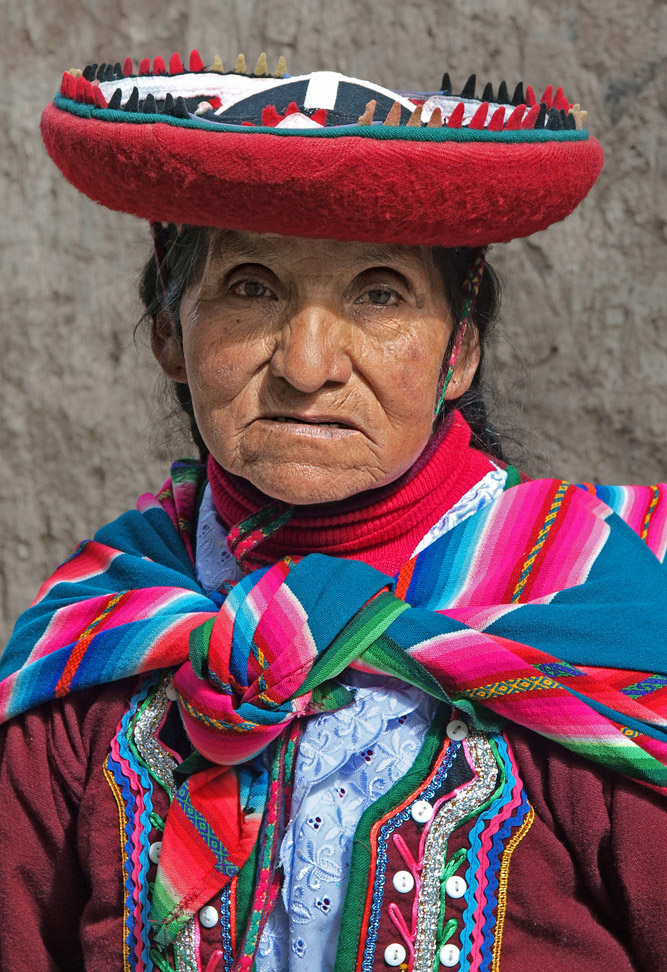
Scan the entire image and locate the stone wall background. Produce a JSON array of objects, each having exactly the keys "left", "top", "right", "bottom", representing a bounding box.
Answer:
[{"left": 1, "top": 0, "right": 666, "bottom": 643}]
